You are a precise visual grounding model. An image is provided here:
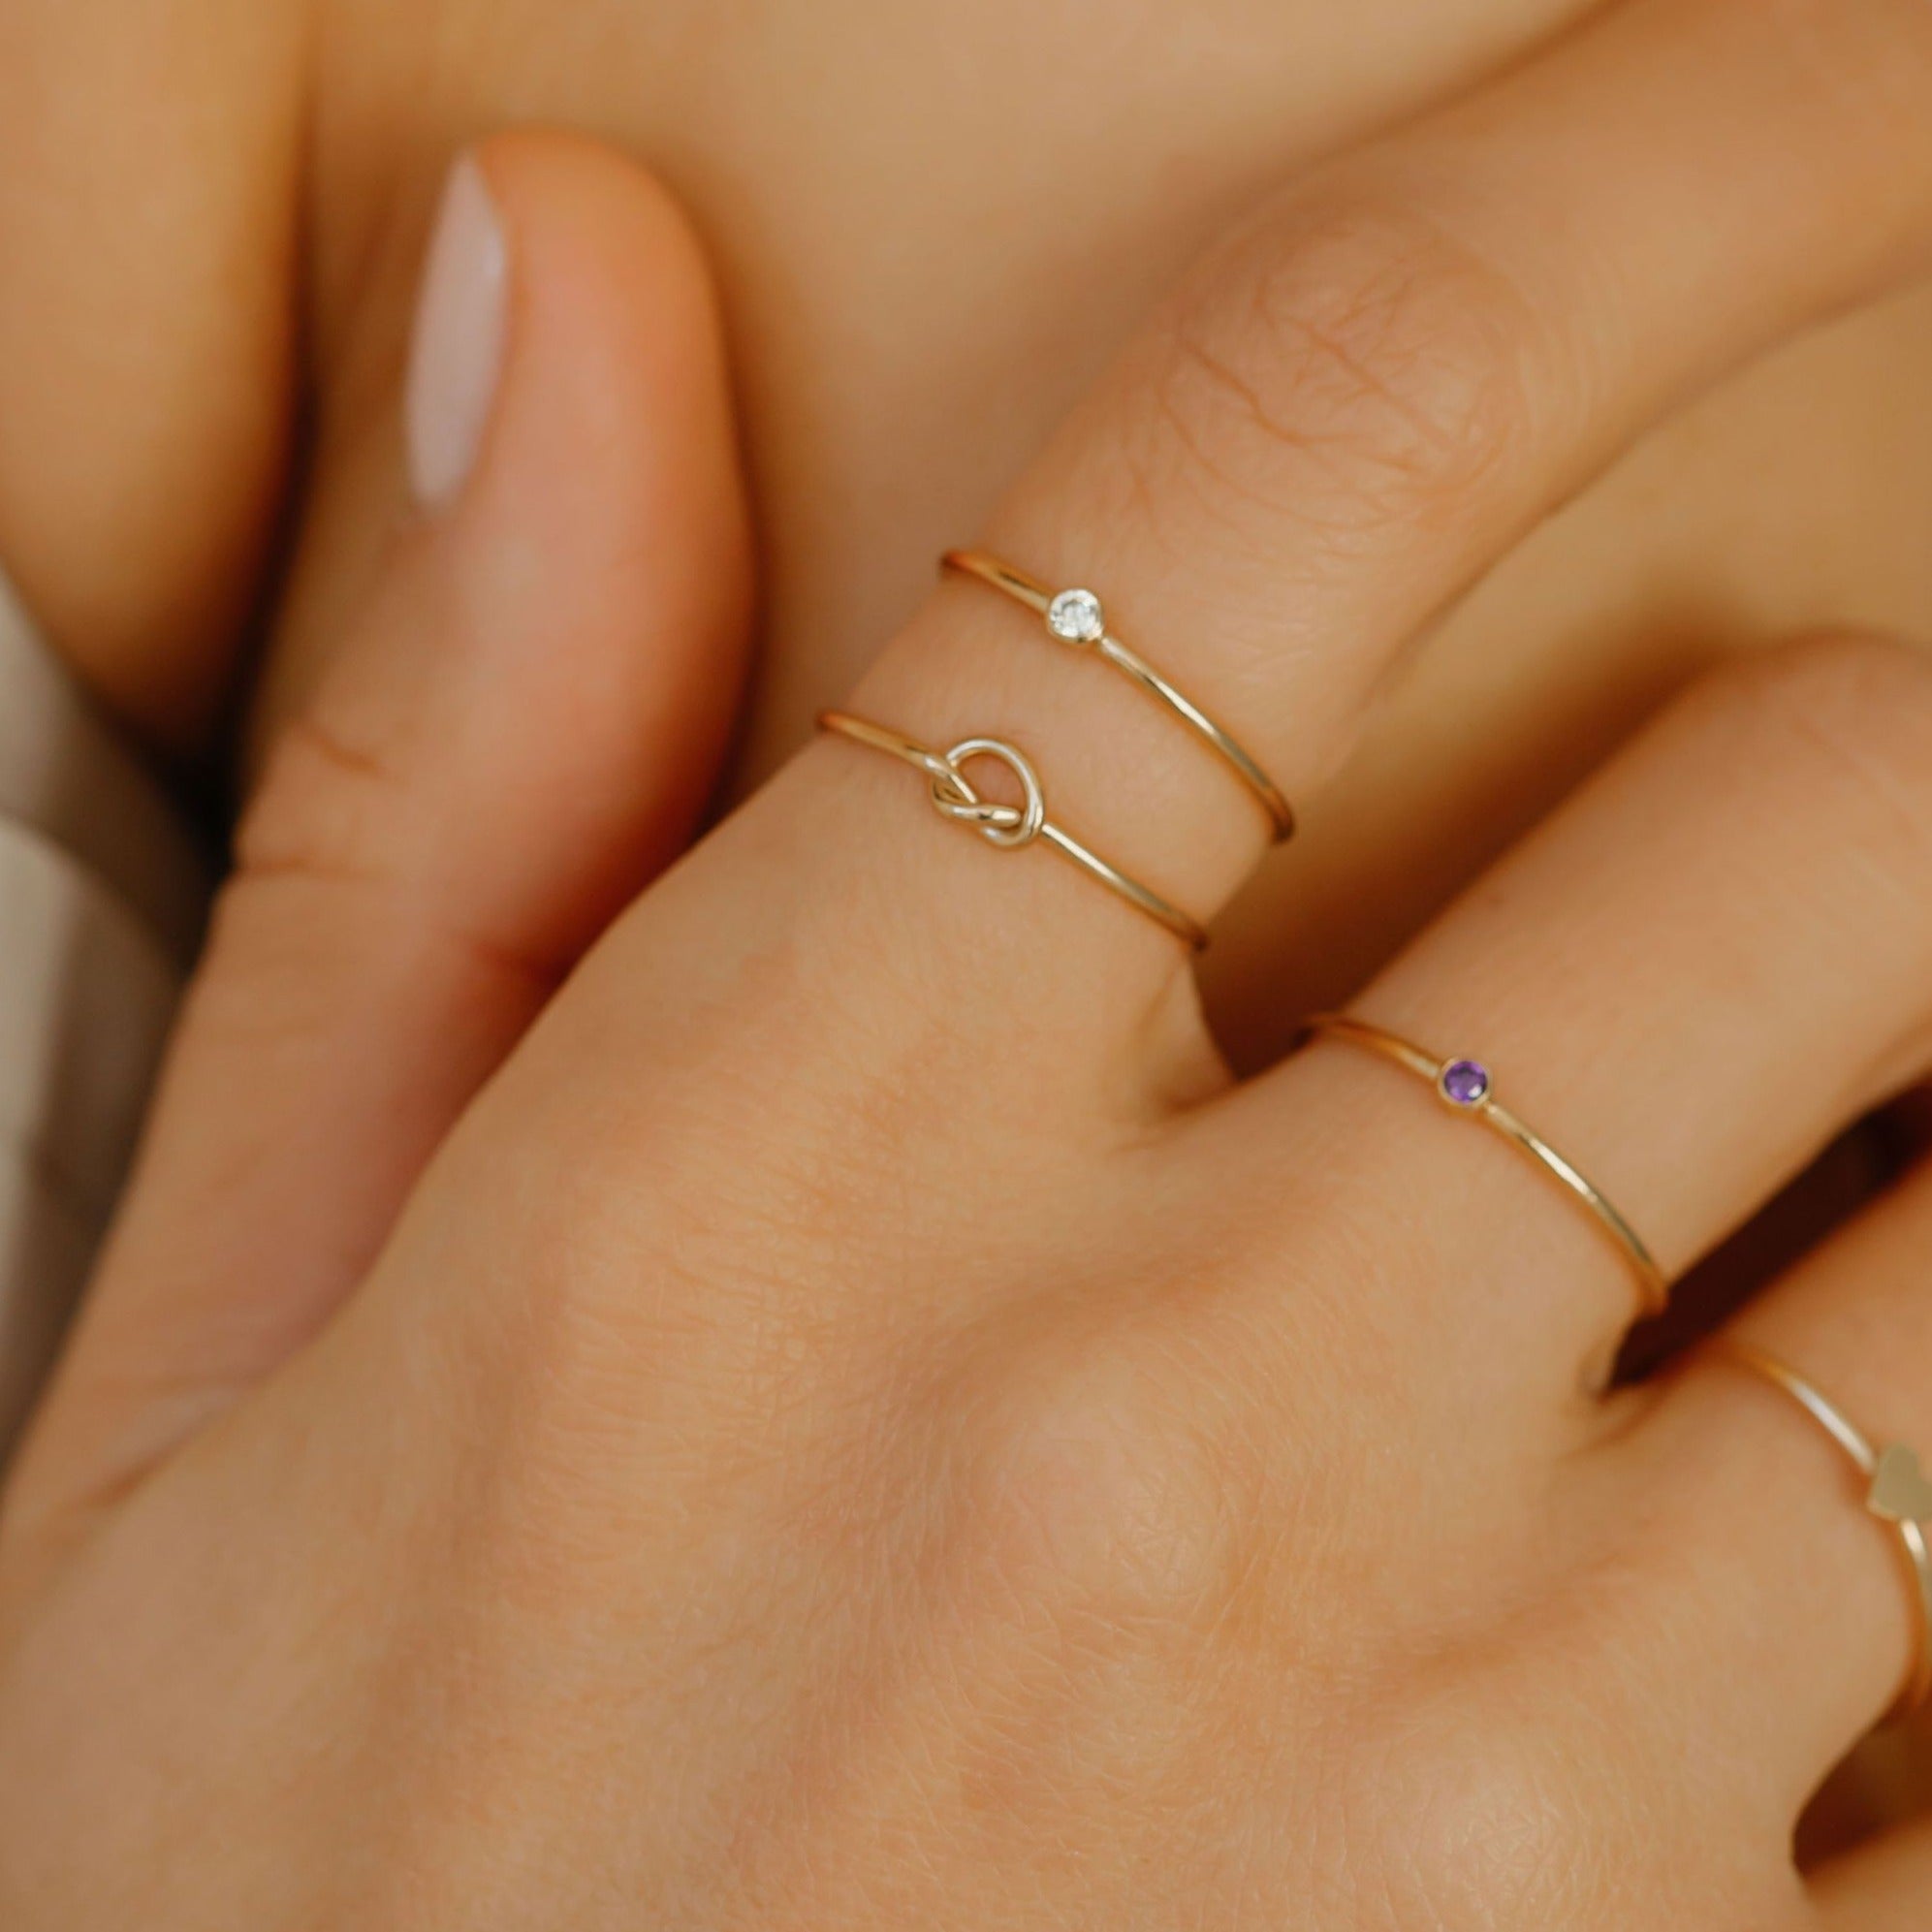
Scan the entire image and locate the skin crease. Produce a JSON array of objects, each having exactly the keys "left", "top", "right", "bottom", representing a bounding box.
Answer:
[{"left": 4, "top": 0, "right": 1932, "bottom": 1071}]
